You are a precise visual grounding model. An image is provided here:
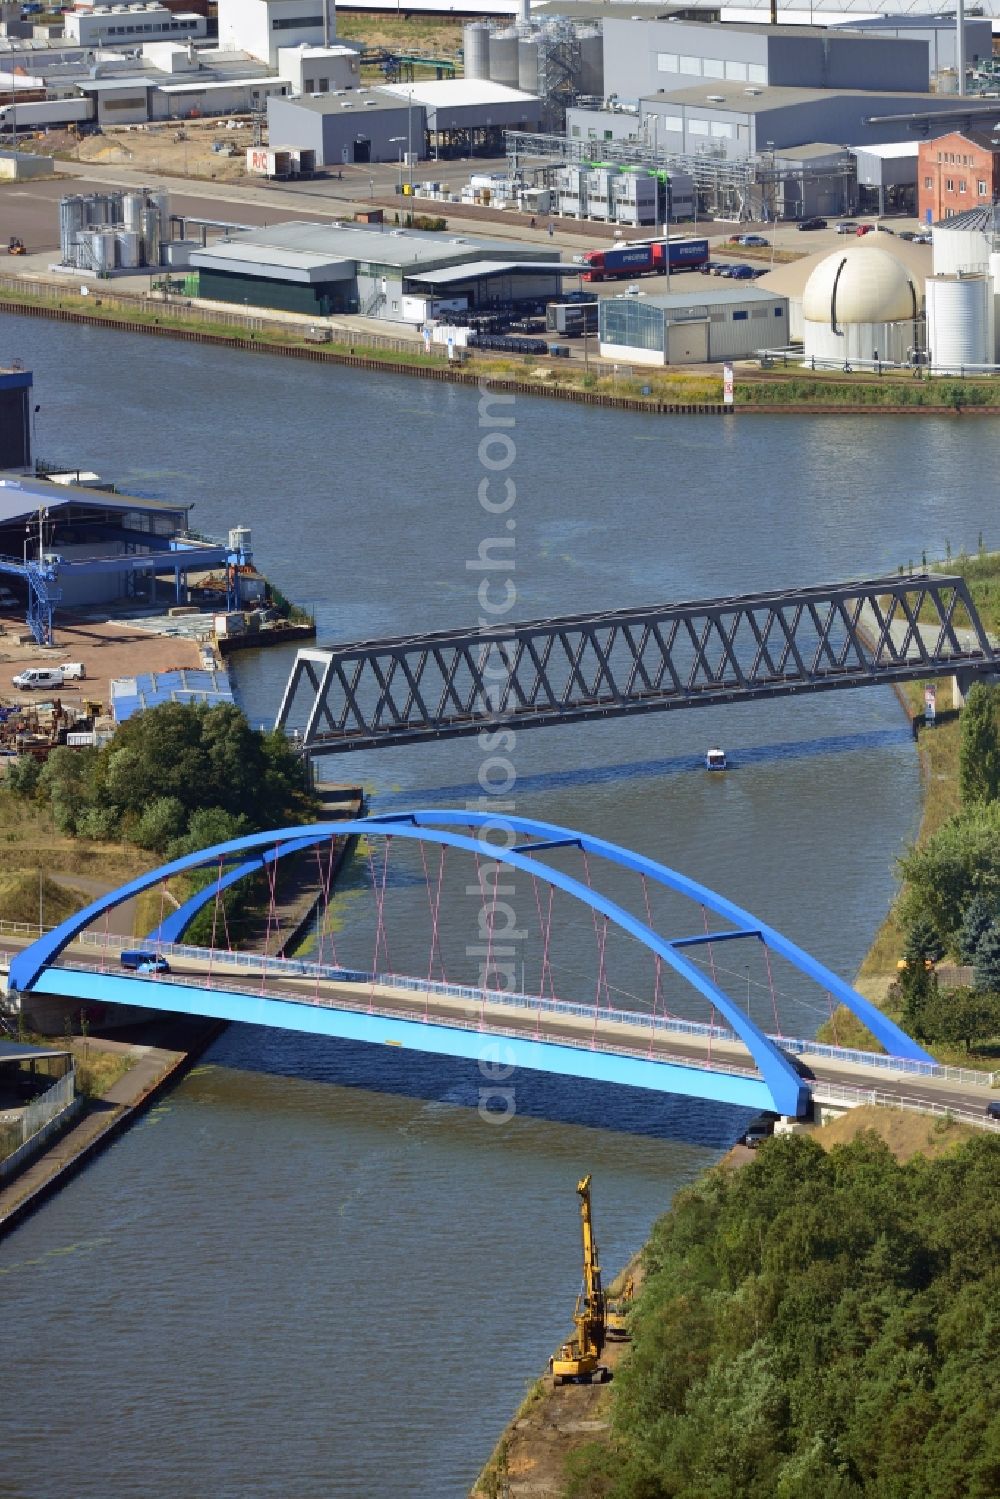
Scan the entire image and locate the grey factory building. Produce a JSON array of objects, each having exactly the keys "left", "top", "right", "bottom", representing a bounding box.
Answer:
[
  {"left": 189, "top": 221, "right": 563, "bottom": 320},
  {"left": 829, "top": 15, "right": 992, "bottom": 81},
  {"left": 639, "top": 83, "right": 983, "bottom": 163},
  {"left": 601, "top": 18, "right": 931, "bottom": 106},
  {"left": 267, "top": 90, "right": 427, "bottom": 167}
]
